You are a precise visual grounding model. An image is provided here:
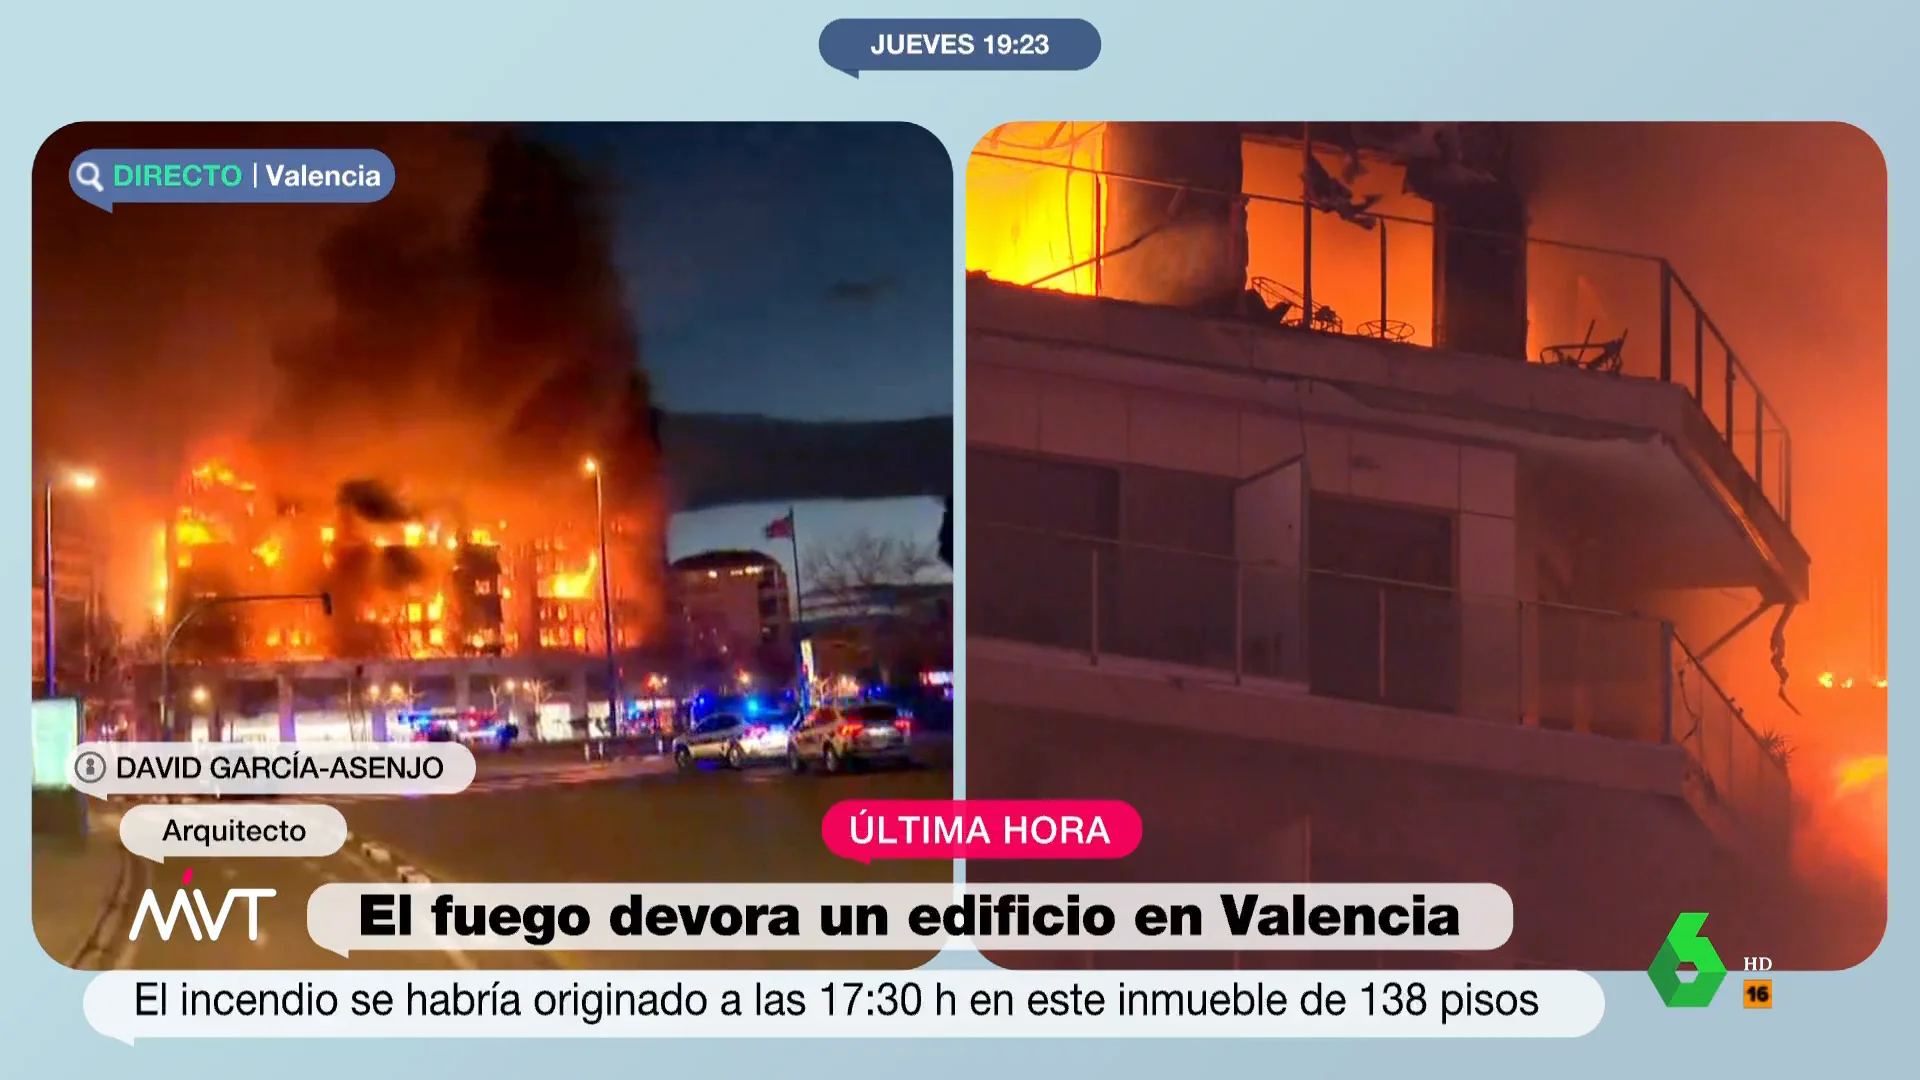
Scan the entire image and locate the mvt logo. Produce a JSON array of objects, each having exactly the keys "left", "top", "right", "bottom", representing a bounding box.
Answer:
[{"left": 129, "top": 868, "right": 276, "bottom": 943}]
